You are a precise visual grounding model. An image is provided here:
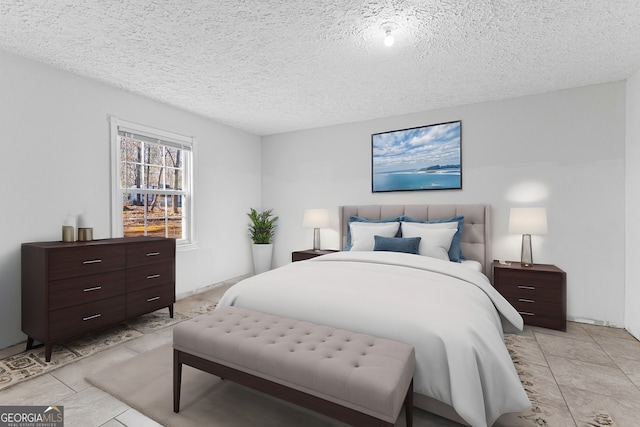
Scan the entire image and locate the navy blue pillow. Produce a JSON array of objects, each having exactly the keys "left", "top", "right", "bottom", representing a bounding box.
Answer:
[
  {"left": 373, "top": 235, "right": 421, "bottom": 254},
  {"left": 344, "top": 215, "right": 403, "bottom": 250},
  {"left": 401, "top": 215, "right": 465, "bottom": 262}
]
